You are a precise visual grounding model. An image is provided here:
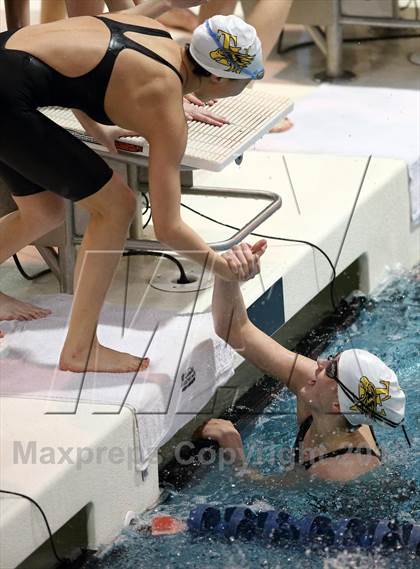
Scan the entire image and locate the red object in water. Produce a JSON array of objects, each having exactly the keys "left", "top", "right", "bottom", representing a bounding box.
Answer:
[{"left": 151, "top": 515, "right": 186, "bottom": 536}]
